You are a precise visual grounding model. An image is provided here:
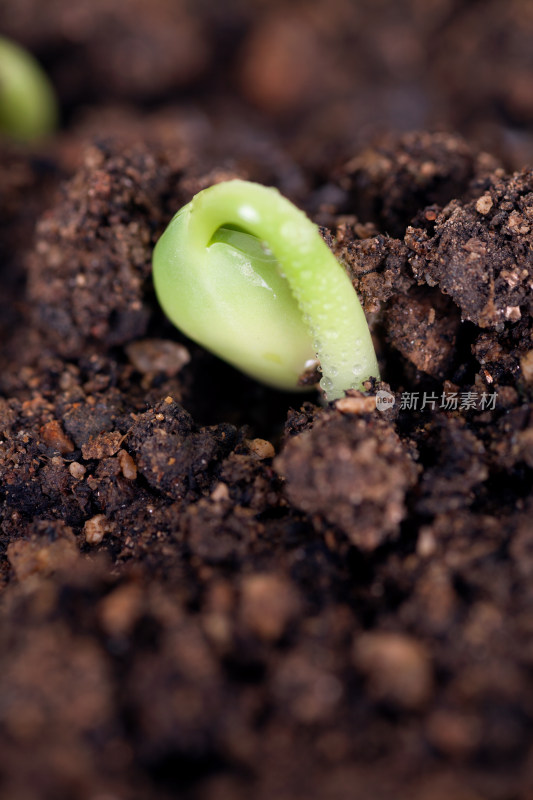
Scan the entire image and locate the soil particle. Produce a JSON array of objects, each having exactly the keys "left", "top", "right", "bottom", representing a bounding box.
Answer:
[
  {"left": 117, "top": 448, "right": 138, "bottom": 480},
  {"left": 128, "top": 397, "right": 238, "bottom": 502},
  {"left": 91, "top": 455, "right": 138, "bottom": 516},
  {"left": 97, "top": 581, "right": 144, "bottom": 638},
  {"left": 240, "top": 573, "right": 300, "bottom": 642},
  {"left": 245, "top": 438, "right": 276, "bottom": 460},
  {"left": 83, "top": 513, "right": 112, "bottom": 545},
  {"left": 337, "top": 131, "right": 501, "bottom": 237},
  {"left": 472, "top": 330, "right": 522, "bottom": 388},
  {"left": 185, "top": 499, "right": 258, "bottom": 566},
  {"left": 61, "top": 390, "right": 124, "bottom": 449},
  {"left": 326, "top": 225, "right": 412, "bottom": 314},
  {"left": 68, "top": 461, "right": 86, "bottom": 480},
  {"left": 27, "top": 139, "right": 186, "bottom": 358},
  {"left": 272, "top": 651, "right": 344, "bottom": 725},
  {"left": 335, "top": 394, "right": 377, "bottom": 415},
  {"left": 274, "top": 405, "right": 419, "bottom": 551},
  {"left": 353, "top": 631, "right": 433, "bottom": 710},
  {"left": 39, "top": 419, "right": 75, "bottom": 454},
  {"left": 414, "top": 415, "right": 488, "bottom": 516},
  {"left": 218, "top": 451, "right": 281, "bottom": 512},
  {"left": 125, "top": 338, "right": 191, "bottom": 377},
  {"left": 81, "top": 430, "right": 123, "bottom": 460},
  {"left": 0, "top": 145, "right": 63, "bottom": 345},
  {"left": 406, "top": 169, "right": 533, "bottom": 330},
  {"left": 384, "top": 287, "right": 461, "bottom": 379},
  {"left": 7, "top": 519, "right": 78, "bottom": 581},
  {"left": 476, "top": 194, "right": 494, "bottom": 215}
]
